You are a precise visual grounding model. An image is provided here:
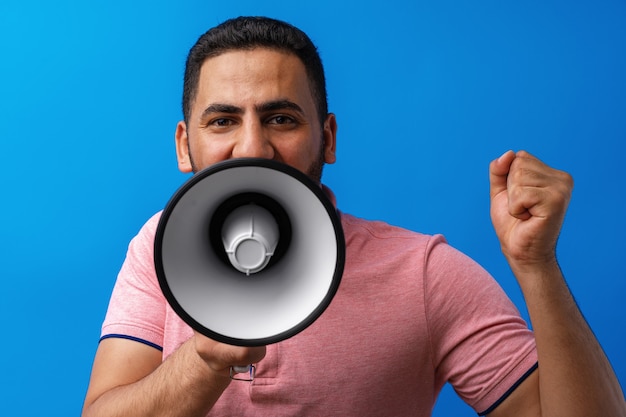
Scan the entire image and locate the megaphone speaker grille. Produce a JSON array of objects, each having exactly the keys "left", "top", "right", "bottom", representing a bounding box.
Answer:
[
  {"left": 209, "top": 192, "right": 292, "bottom": 274},
  {"left": 154, "top": 158, "right": 345, "bottom": 347}
]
